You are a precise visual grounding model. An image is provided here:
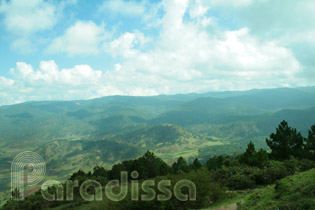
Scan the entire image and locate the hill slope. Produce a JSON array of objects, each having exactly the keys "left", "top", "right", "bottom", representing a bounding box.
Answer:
[
  {"left": 36, "top": 124, "right": 222, "bottom": 177},
  {"left": 240, "top": 168, "right": 315, "bottom": 210}
]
